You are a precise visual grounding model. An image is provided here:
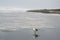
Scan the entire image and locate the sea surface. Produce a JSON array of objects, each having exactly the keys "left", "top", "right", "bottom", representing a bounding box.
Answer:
[{"left": 0, "top": 12, "right": 60, "bottom": 40}]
